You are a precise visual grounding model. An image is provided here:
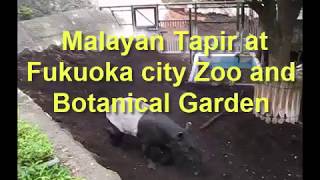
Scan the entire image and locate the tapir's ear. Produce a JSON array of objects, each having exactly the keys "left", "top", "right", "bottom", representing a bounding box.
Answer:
[
  {"left": 177, "top": 132, "right": 184, "bottom": 140},
  {"left": 185, "top": 122, "right": 192, "bottom": 130}
]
